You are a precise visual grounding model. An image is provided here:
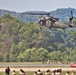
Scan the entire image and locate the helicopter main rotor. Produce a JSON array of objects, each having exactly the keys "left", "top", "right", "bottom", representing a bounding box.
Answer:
[
  {"left": 24, "top": 11, "right": 51, "bottom": 17},
  {"left": 24, "top": 10, "right": 76, "bottom": 29}
]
